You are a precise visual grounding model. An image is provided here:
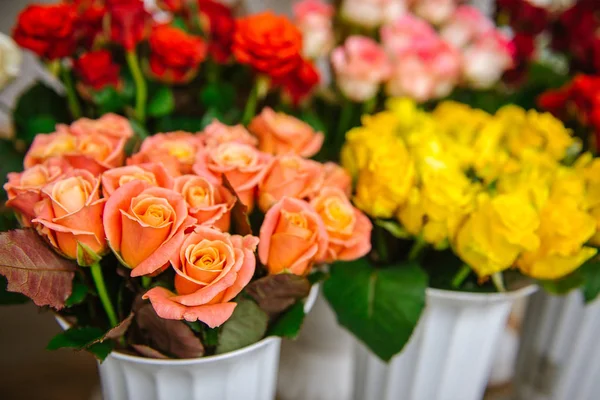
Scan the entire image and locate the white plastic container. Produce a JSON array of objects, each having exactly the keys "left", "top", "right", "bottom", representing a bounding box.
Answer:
[
  {"left": 57, "top": 286, "right": 318, "bottom": 400},
  {"left": 515, "top": 289, "right": 600, "bottom": 400},
  {"left": 353, "top": 286, "right": 537, "bottom": 400}
]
